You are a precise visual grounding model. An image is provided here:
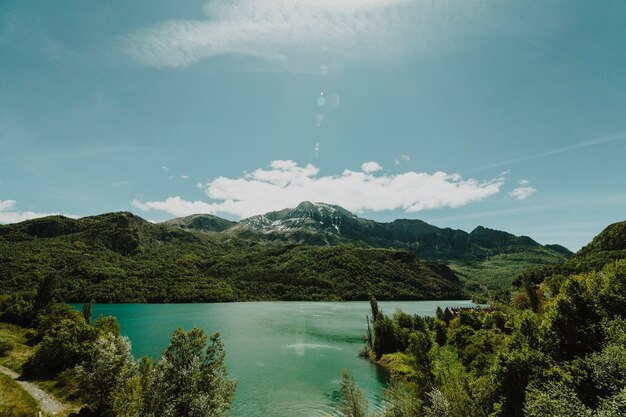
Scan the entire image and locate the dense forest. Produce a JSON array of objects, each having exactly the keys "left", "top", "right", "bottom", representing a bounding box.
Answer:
[
  {"left": 342, "top": 220, "right": 626, "bottom": 417},
  {"left": 0, "top": 212, "right": 466, "bottom": 302}
]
